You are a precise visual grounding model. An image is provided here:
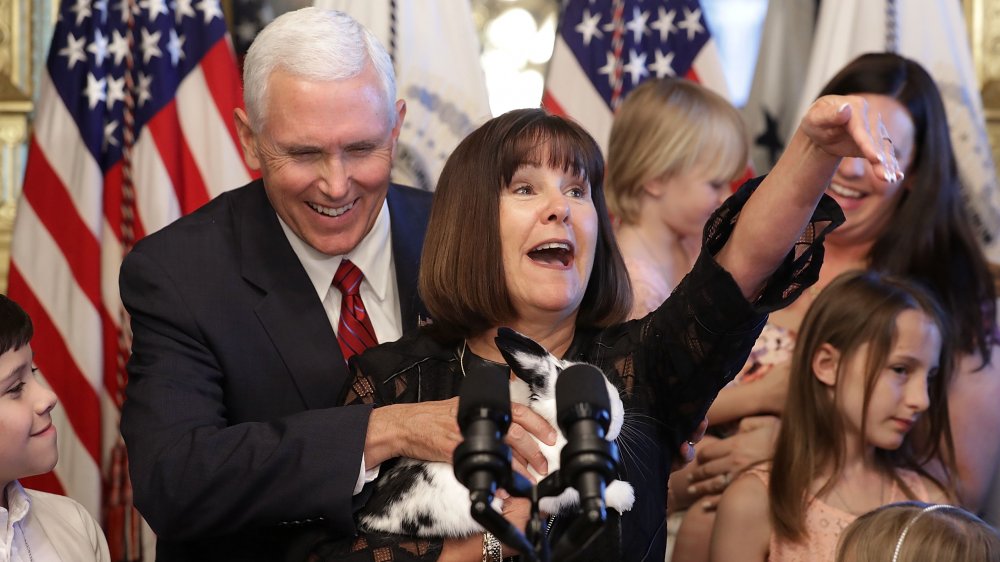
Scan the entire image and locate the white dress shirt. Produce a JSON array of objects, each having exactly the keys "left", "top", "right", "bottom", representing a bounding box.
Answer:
[
  {"left": 279, "top": 199, "right": 402, "bottom": 344},
  {"left": 0, "top": 481, "right": 110, "bottom": 562},
  {"left": 278, "top": 199, "right": 401, "bottom": 494}
]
